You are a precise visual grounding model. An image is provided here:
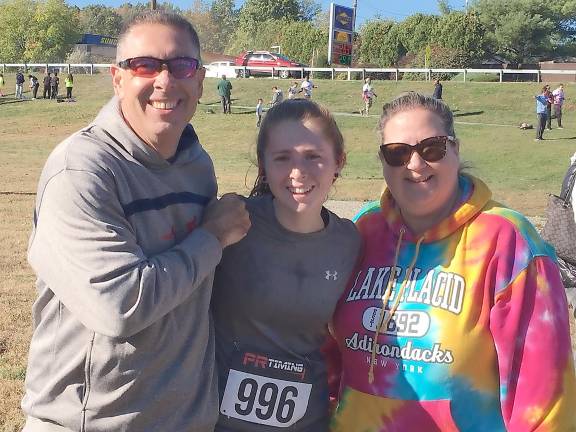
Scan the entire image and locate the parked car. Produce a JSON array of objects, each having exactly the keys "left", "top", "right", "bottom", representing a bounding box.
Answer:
[
  {"left": 205, "top": 61, "right": 237, "bottom": 78},
  {"left": 234, "top": 51, "right": 305, "bottom": 79}
]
